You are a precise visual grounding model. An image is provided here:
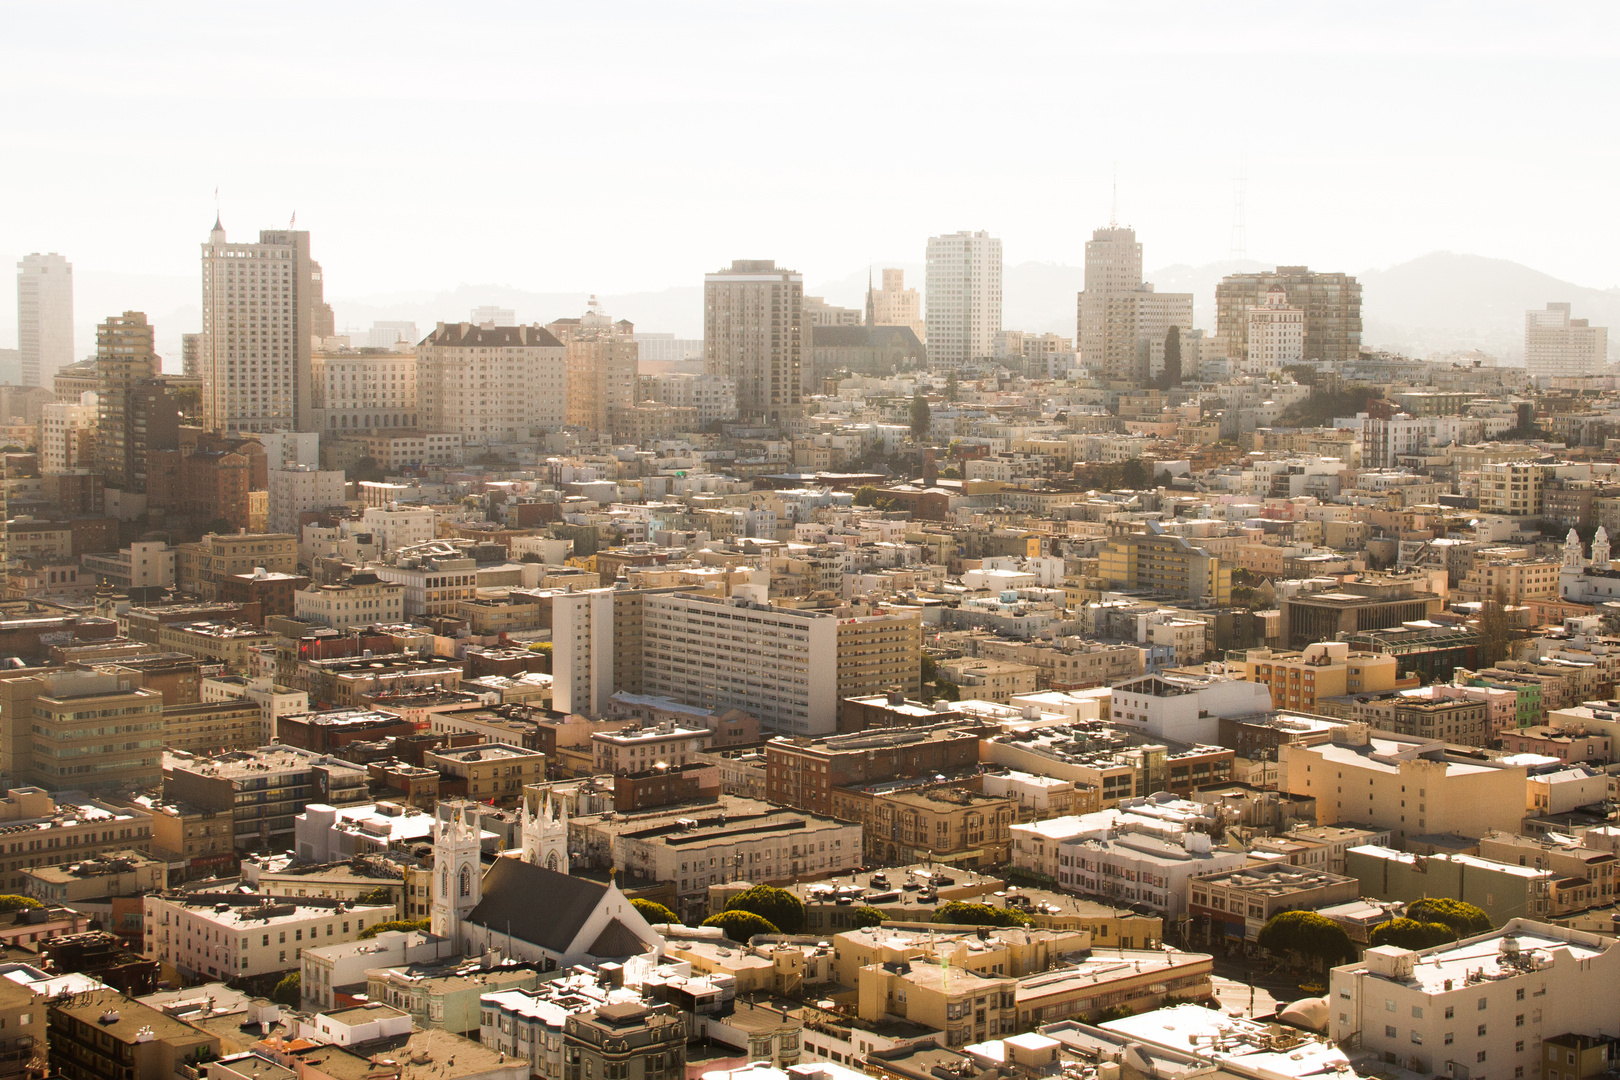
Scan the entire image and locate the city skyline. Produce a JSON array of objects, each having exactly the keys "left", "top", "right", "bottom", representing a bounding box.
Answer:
[{"left": 3, "top": 3, "right": 1620, "bottom": 352}]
